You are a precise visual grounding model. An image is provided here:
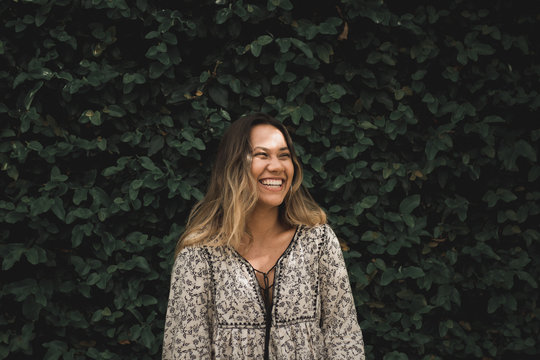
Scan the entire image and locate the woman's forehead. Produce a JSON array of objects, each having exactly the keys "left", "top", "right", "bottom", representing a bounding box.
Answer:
[{"left": 250, "top": 124, "right": 288, "bottom": 149}]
